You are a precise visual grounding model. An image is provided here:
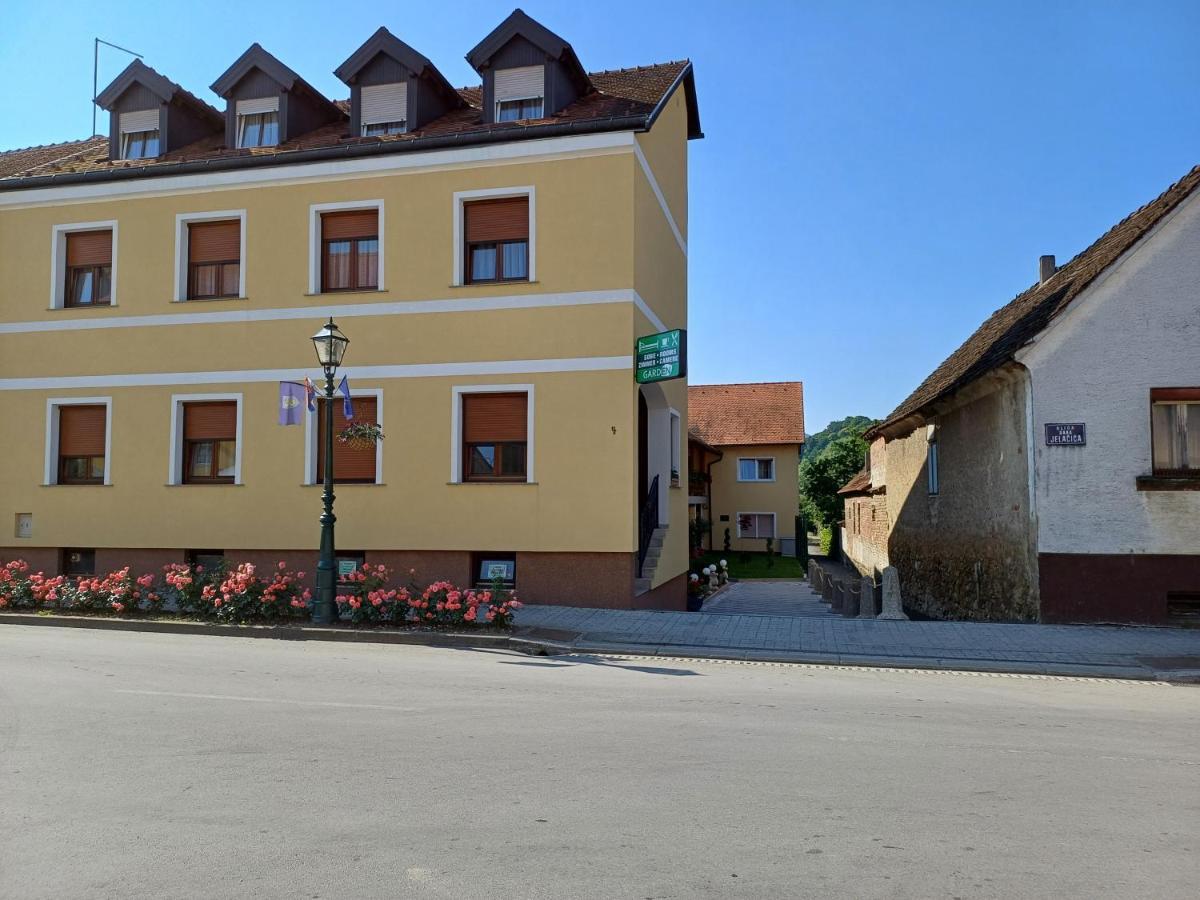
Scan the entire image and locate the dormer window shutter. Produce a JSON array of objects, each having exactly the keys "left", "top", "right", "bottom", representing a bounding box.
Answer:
[
  {"left": 360, "top": 83, "right": 408, "bottom": 134},
  {"left": 119, "top": 110, "right": 159, "bottom": 134},
  {"left": 495, "top": 66, "right": 544, "bottom": 103},
  {"left": 236, "top": 97, "right": 279, "bottom": 116}
]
